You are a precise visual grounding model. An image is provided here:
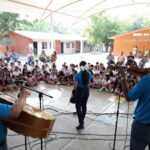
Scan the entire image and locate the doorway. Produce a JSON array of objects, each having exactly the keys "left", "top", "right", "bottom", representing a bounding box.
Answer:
[
  {"left": 61, "top": 42, "right": 64, "bottom": 54},
  {"left": 33, "top": 41, "right": 38, "bottom": 55}
]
